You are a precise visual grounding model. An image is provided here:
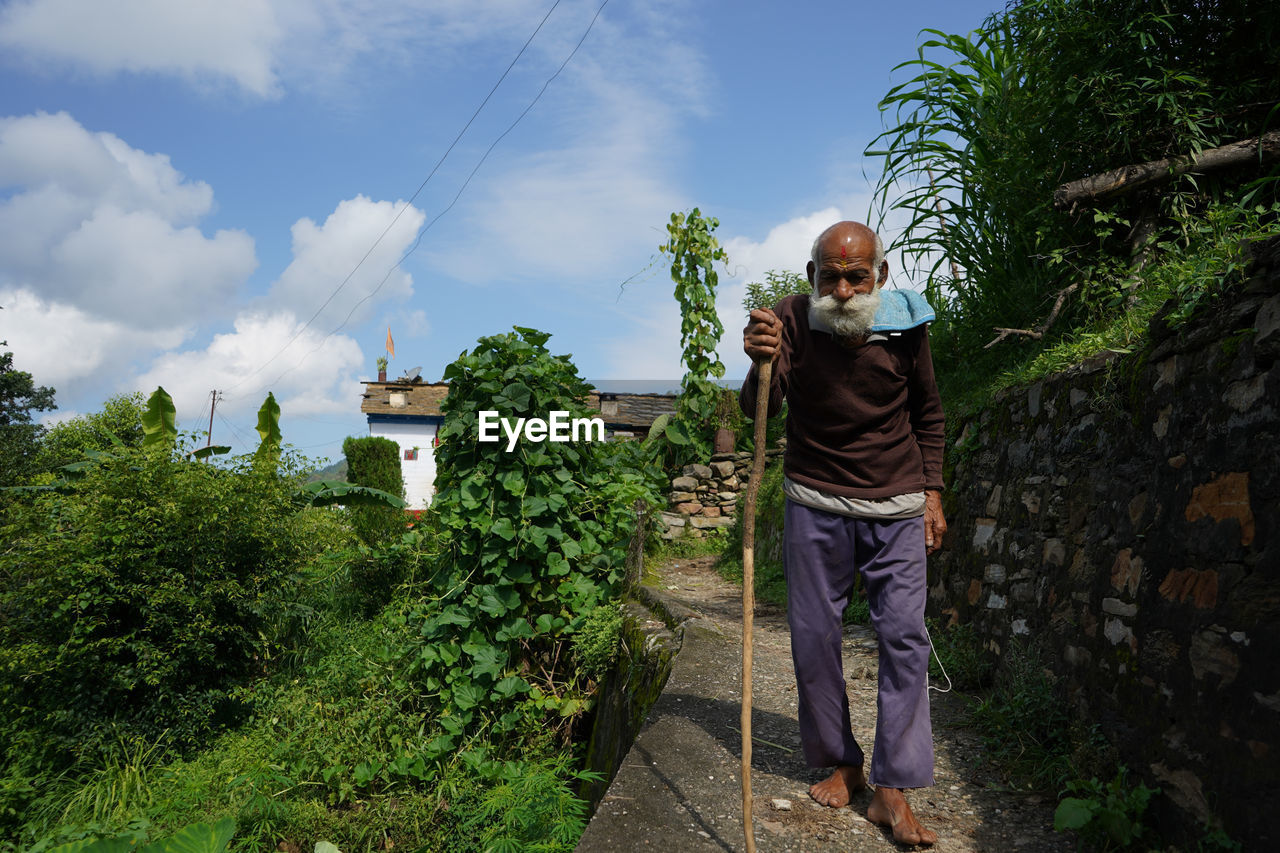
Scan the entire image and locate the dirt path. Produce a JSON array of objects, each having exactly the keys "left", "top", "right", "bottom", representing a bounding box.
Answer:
[{"left": 645, "top": 554, "right": 1072, "bottom": 852}]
